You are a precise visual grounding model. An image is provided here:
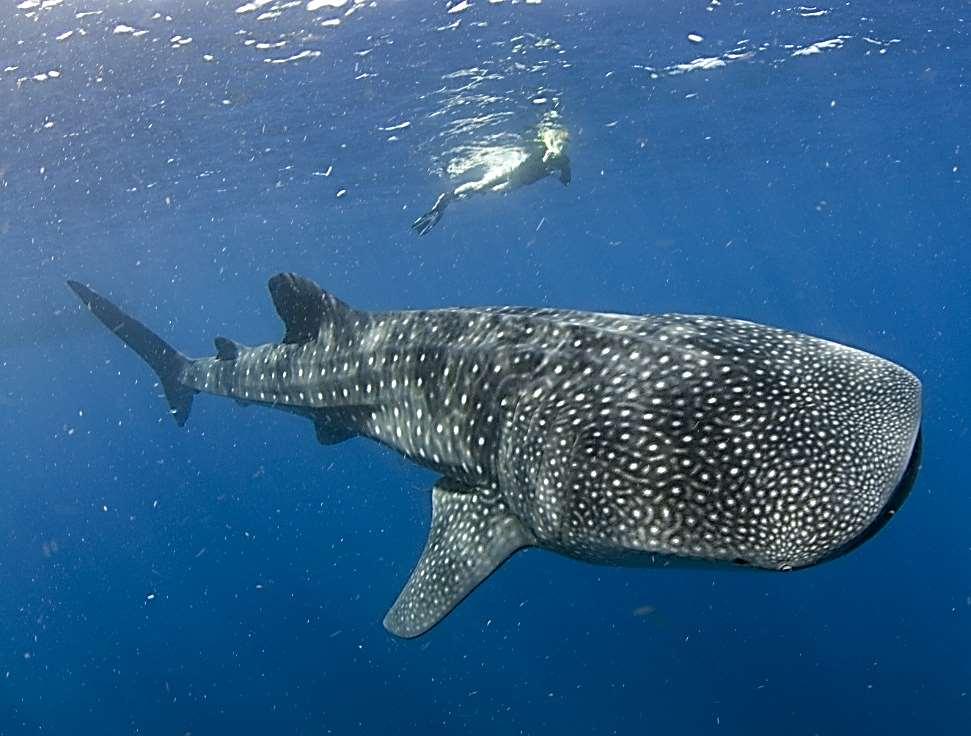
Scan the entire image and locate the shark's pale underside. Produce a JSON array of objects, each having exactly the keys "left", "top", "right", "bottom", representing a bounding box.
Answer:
[{"left": 68, "top": 274, "right": 922, "bottom": 638}]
